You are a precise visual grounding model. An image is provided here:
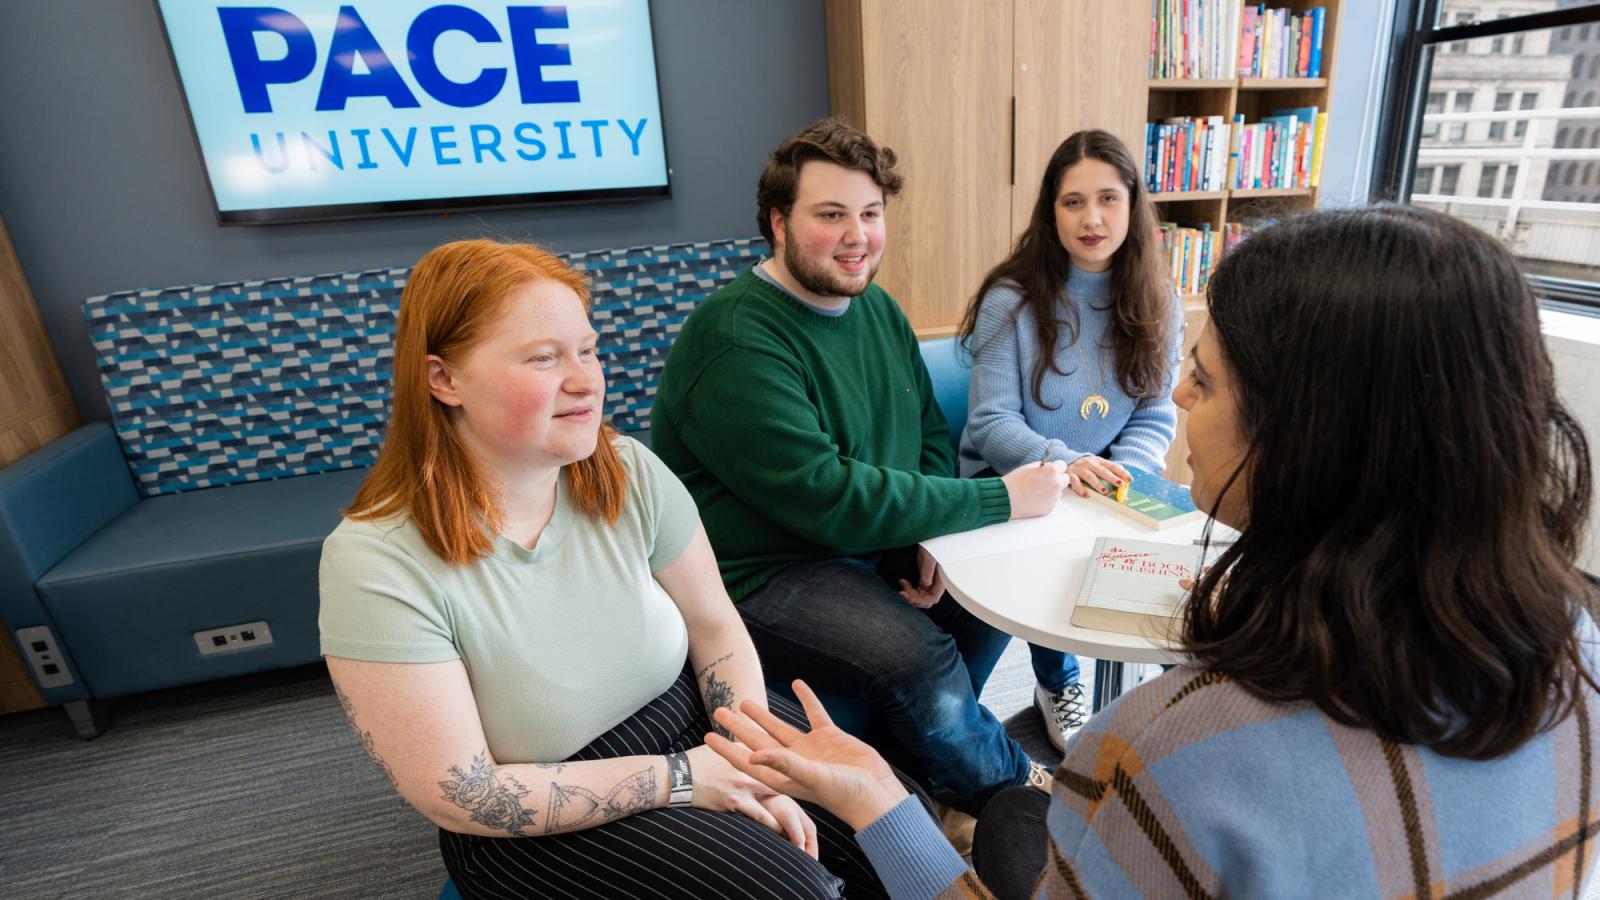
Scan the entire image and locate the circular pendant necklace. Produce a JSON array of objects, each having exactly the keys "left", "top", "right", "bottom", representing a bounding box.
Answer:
[{"left": 1074, "top": 324, "right": 1110, "bottom": 420}]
